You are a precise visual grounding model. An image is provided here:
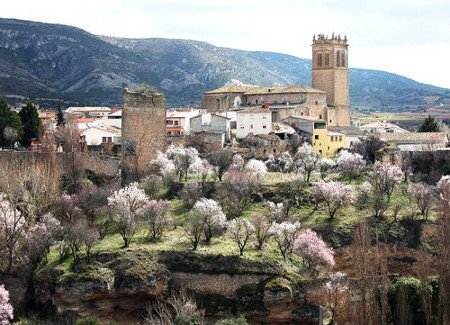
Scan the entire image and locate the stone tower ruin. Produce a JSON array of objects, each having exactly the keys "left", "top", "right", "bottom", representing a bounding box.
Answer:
[
  {"left": 312, "top": 34, "right": 350, "bottom": 126},
  {"left": 122, "top": 88, "right": 166, "bottom": 183}
]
